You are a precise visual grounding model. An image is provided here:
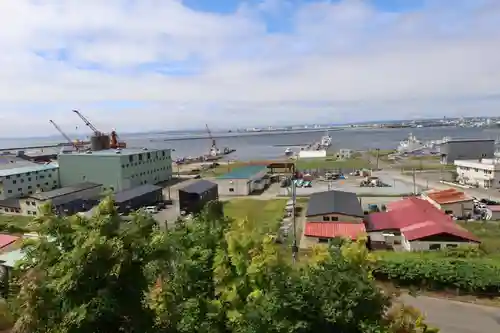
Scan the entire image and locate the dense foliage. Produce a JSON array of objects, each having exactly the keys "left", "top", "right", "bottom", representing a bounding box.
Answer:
[
  {"left": 374, "top": 250, "right": 500, "bottom": 295},
  {"left": 2, "top": 198, "right": 437, "bottom": 333}
]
